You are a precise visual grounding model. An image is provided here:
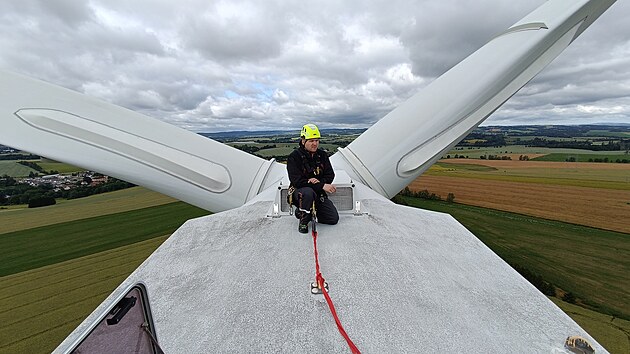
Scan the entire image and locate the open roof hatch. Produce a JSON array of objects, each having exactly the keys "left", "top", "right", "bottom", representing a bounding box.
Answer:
[{"left": 69, "top": 284, "right": 161, "bottom": 354}]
